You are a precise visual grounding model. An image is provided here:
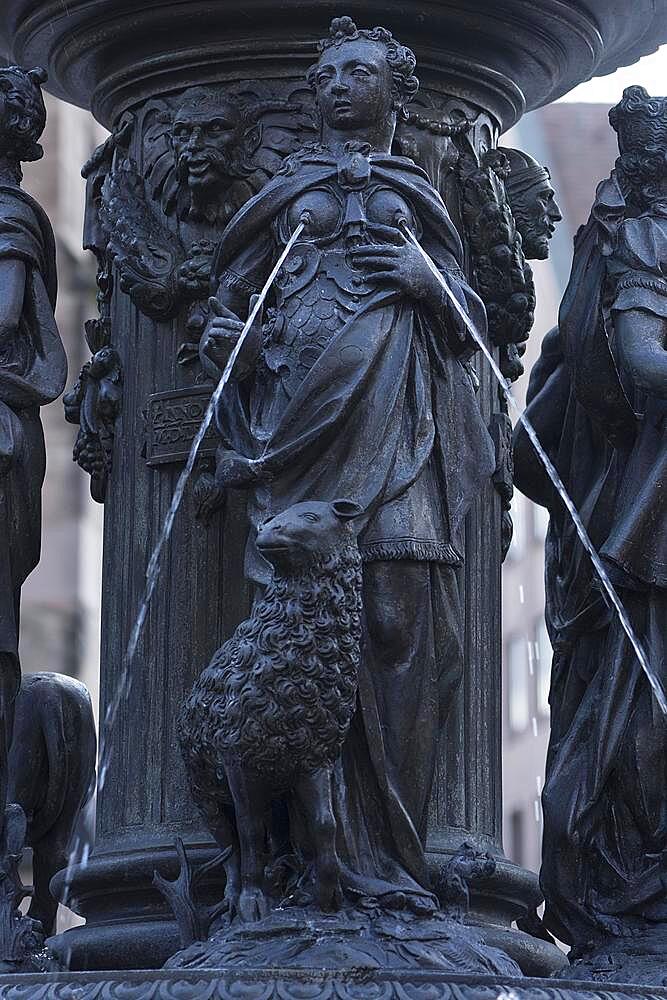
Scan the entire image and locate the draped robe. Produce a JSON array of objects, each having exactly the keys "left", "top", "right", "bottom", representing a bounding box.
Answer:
[
  {"left": 515, "top": 172, "right": 667, "bottom": 946},
  {"left": 206, "top": 148, "right": 495, "bottom": 902}
]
